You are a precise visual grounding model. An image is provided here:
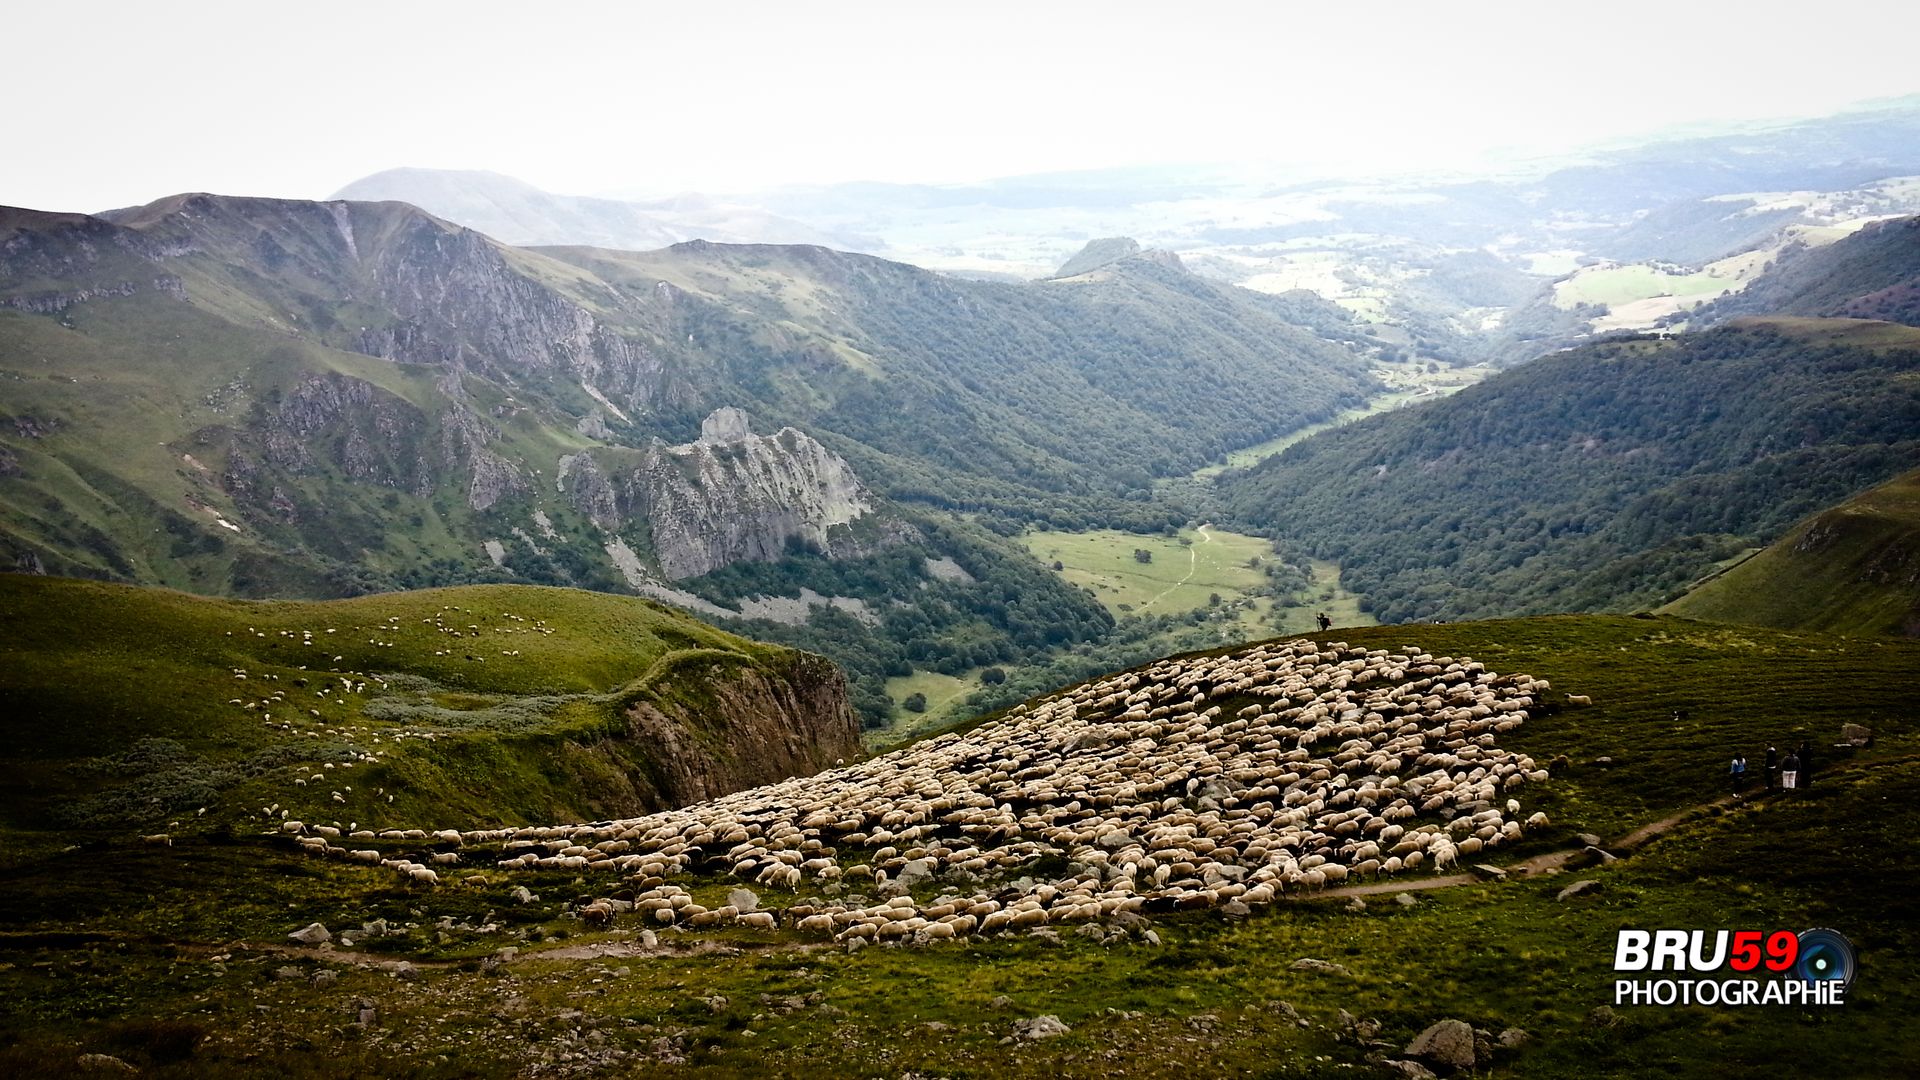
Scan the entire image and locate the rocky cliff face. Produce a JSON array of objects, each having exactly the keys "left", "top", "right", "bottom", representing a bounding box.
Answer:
[
  {"left": 617, "top": 649, "right": 861, "bottom": 809},
  {"left": 351, "top": 212, "right": 664, "bottom": 414},
  {"left": 568, "top": 408, "right": 883, "bottom": 580}
]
